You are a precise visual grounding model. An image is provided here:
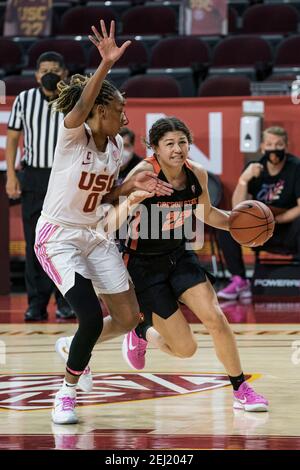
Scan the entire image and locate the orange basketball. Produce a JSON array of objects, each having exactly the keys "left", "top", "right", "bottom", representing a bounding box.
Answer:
[{"left": 229, "top": 200, "right": 275, "bottom": 247}]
